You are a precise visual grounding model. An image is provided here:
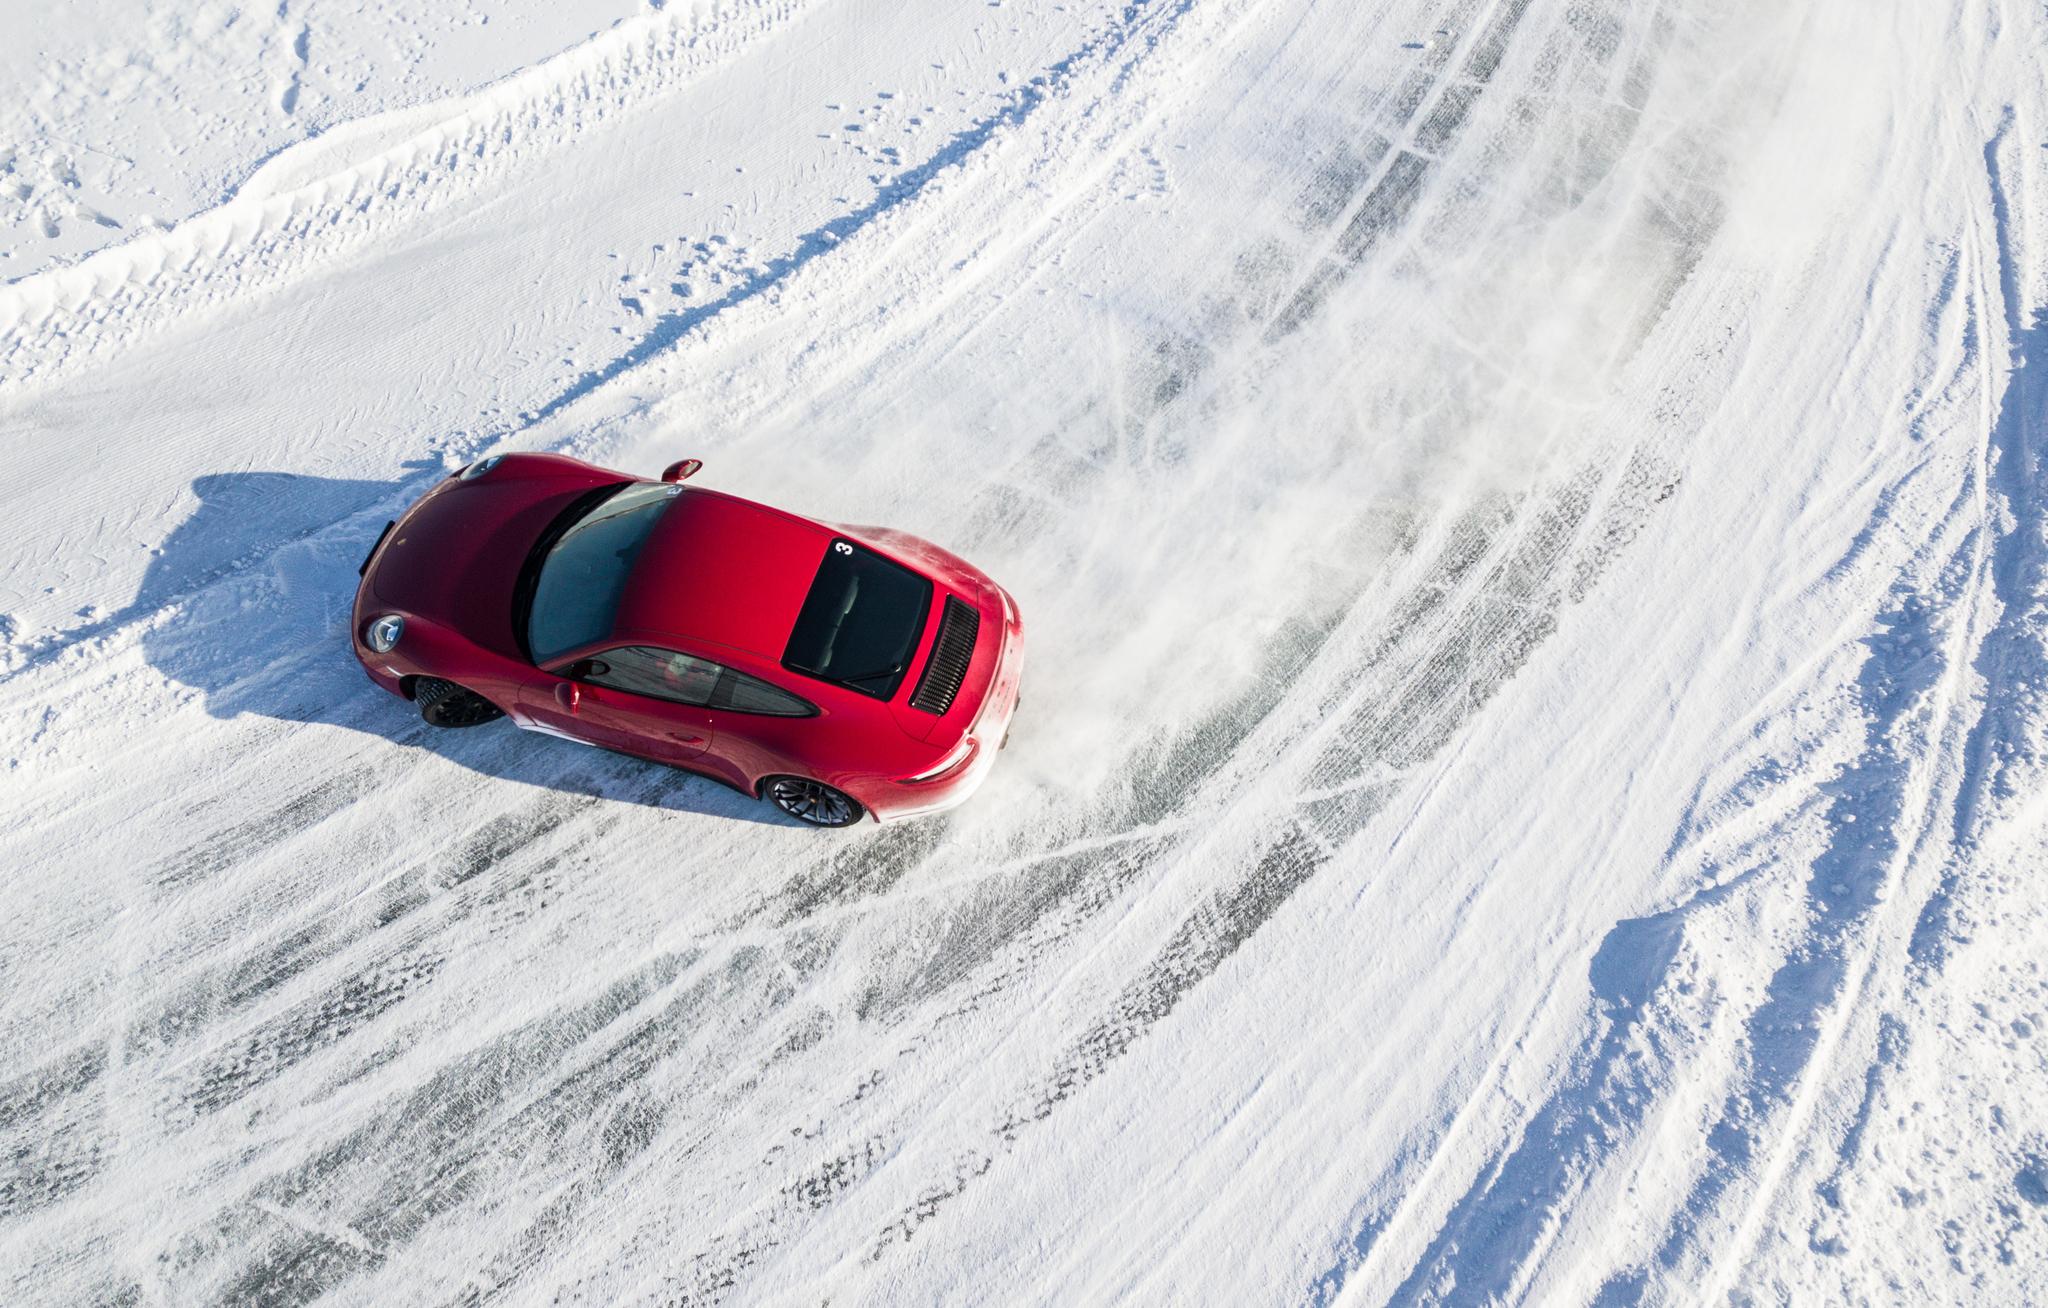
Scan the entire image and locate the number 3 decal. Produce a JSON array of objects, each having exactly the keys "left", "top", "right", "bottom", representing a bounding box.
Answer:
[{"left": 834, "top": 541, "right": 853, "bottom": 555}]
